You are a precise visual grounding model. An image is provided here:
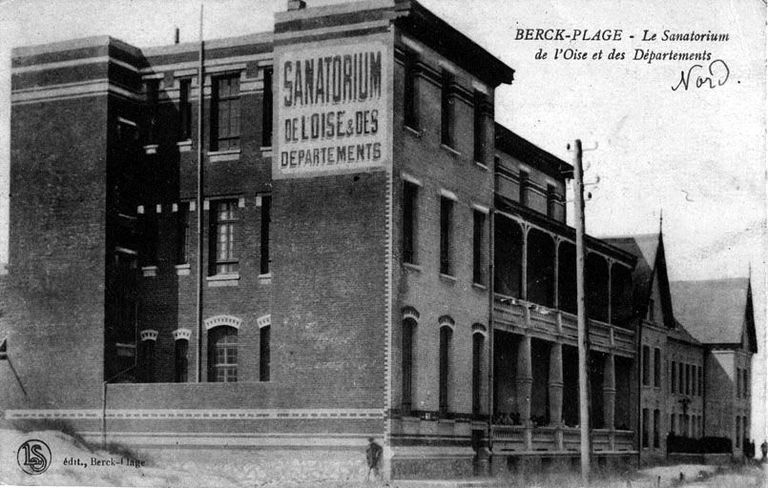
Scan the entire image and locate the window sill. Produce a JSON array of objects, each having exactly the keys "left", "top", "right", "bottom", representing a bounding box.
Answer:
[
  {"left": 439, "top": 273, "right": 456, "bottom": 283},
  {"left": 440, "top": 144, "right": 461, "bottom": 157},
  {"left": 260, "top": 146, "right": 273, "bottom": 157},
  {"left": 208, "top": 149, "right": 241, "bottom": 162},
  {"left": 175, "top": 263, "right": 191, "bottom": 276},
  {"left": 258, "top": 273, "right": 272, "bottom": 284},
  {"left": 474, "top": 161, "right": 489, "bottom": 171},
  {"left": 472, "top": 282, "right": 487, "bottom": 291},
  {"left": 177, "top": 139, "right": 192, "bottom": 152},
  {"left": 402, "top": 262, "right": 421, "bottom": 272},
  {"left": 141, "top": 265, "right": 158, "bottom": 277},
  {"left": 206, "top": 273, "right": 240, "bottom": 287},
  {"left": 404, "top": 125, "right": 423, "bottom": 138},
  {"left": 143, "top": 144, "right": 159, "bottom": 155}
]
